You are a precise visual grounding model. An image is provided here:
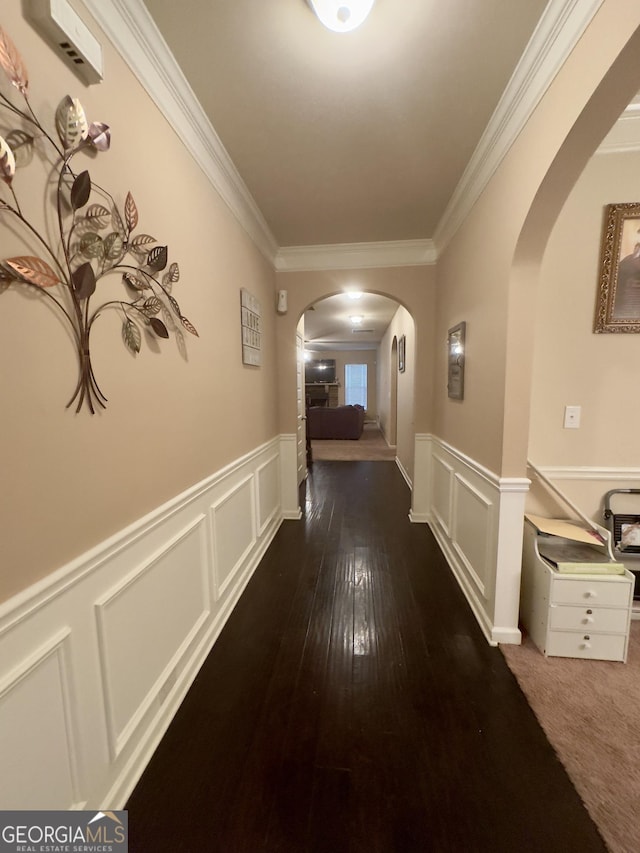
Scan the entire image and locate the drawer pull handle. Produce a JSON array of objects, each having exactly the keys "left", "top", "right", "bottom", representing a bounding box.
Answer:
[
  {"left": 586, "top": 609, "right": 593, "bottom": 615},
  {"left": 585, "top": 591, "right": 597, "bottom": 599},
  {"left": 583, "top": 617, "right": 594, "bottom": 624},
  {"left": 581, "top": 642, "right": 592, "bottom": 650},
  {"left": 583, "top": 635, "right": 591, "bottom": 641}
]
